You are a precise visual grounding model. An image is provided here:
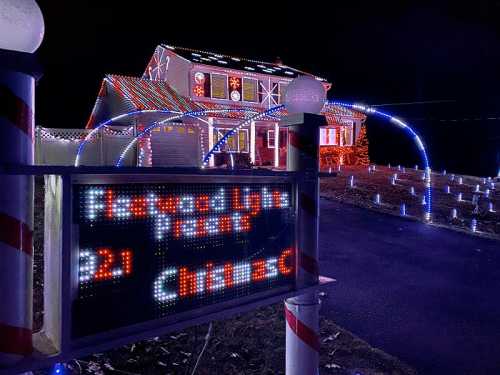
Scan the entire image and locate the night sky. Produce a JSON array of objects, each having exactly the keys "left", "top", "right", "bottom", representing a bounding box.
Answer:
[{"left": 36, "top": 1, "right": 500, "bottom": 175}]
